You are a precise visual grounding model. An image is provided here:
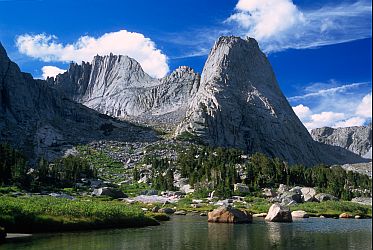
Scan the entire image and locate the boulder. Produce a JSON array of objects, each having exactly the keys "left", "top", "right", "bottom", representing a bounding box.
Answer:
[
  {"left": 265, "top": 203, "right": 292, "bottom": 222},
  {"left": 277, "top": 184, "right": 289, "bottom": 194},
  {"left": 315, "top": 193, "right": 338, "bottom": 202},
  {"left": 174, "top": 210, "right": 187, "bottom": 215},
  {"left": 152, "top": 206, "right": 160, "bottom": 212},
  {"left": 158, "top": 208, "right": 175, "bottom": 214},
  {"left": 191, "top": 203, "right": 202, "bottom": 208},
  {"left": 89, "top": 179, "right": 103, "bottom": 188},
  {"left": 355, "top": 215, "right": 361, "bottom": 219},
  {"left": 339, "top": 213, "right": 353, "bottom": 219},
  {"left": 351, "top": 197, "right": 372, "bottom": 206},
  {"left": 208, "top": 206, "right": 252, "bottom": 223},
  {"left": 300, "top": 187, "right": 317, "bottom": 202},
  {"left": 180, "top": 184, "right": 194, "bottom": 194},
  {"left": 234, "top": 183, "right": 250, "bottom": 194},
  {"left": 141, "top": 190, "right": 158, "bottom": 195},
  {"left": 280, "top": 191, "right": 303, "bottom": 205},
  {"left": 289, "top": 186, "right": 302, "bottom": 194},
  {"left": 49, "top": 193, "right": 75, "bottom": 200},
  {"left": 262, "top": 188, "right": 276, "bottom": 198},
  {"left": 92, "top": 187, "right": 127, "bottom": 199},
  {"left": 200, "top": 212, "right": 208, "bottom": 216},
  {"left": 291, "top": 210, "right": 309, "bottom": 218}
]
